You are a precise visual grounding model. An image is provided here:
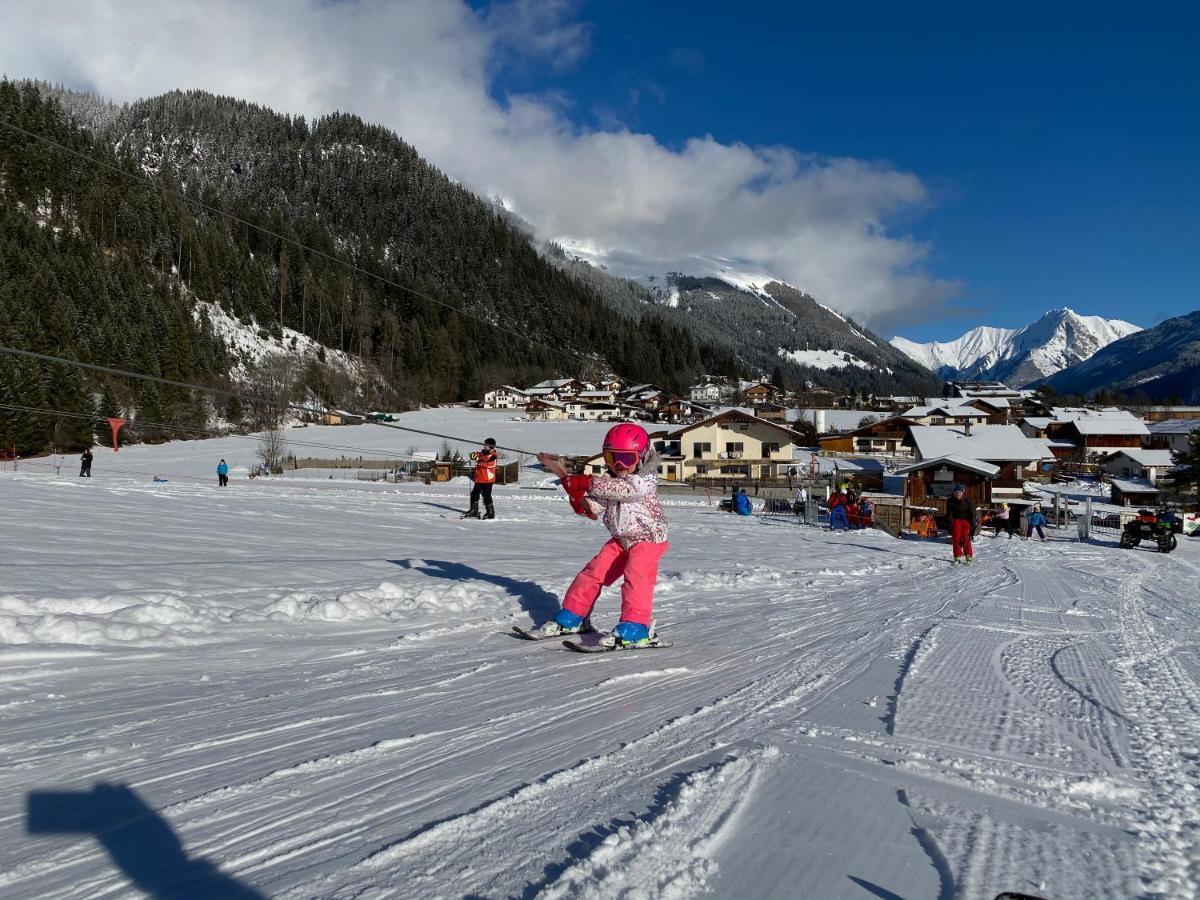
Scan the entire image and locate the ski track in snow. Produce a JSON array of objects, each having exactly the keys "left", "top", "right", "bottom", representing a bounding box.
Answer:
[{"left": 2, "top": 464, "right": 1198, "bottom": 897}]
